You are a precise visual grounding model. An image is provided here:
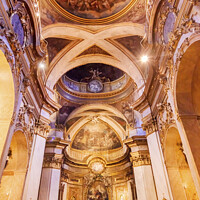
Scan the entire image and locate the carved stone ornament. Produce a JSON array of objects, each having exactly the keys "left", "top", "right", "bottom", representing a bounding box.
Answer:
[
  {"left": 121, "top": 101, "right": 135, "bottom": 128},
  {"left": 43, "top": 154, "right": 63, "bottom": 169},
  {"left": 156, "top": 100, "right": 175, "bottom": 147},
  {"left": 166, "top": 15, "right": 200, "bottom": 88},
  {"left": 142, "top": 119, "right": 157, "bottom": 135},
  {"left": 14, "top": 103, "right": 35, "bottom": 155},
  {"left": 156, "top": 1, "right": 177, "bottom": 45},
  {"left": 0, "top": 38, "right": 14, "bottom": 65},
  {"left": 9, "top": 2, "right": 33, "bottom": 48},
  {"left": 61, "top": 170, "right": 69, "bottom": 182},
  {"left": 130, "top": 151, "right": 151, "bottom": 167},
  {"left": 35, "top": 120, "right": 50, "bottom": 137}
]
